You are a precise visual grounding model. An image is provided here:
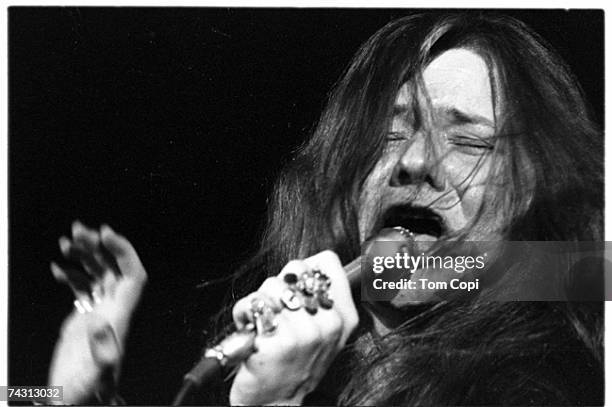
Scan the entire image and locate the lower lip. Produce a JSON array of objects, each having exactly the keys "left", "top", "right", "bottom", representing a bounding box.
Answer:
[{"left": 412, "top": 233, "right": 439, "bottom": 242}]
